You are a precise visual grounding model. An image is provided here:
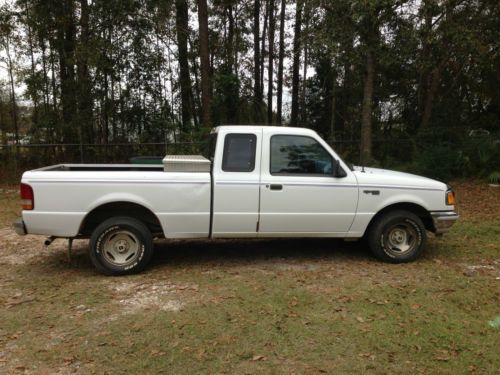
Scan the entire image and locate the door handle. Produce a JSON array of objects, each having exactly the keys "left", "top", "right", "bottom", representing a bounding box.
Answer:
[{"left": 269, "top": 184, "right": 283, "bottom": 191}]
